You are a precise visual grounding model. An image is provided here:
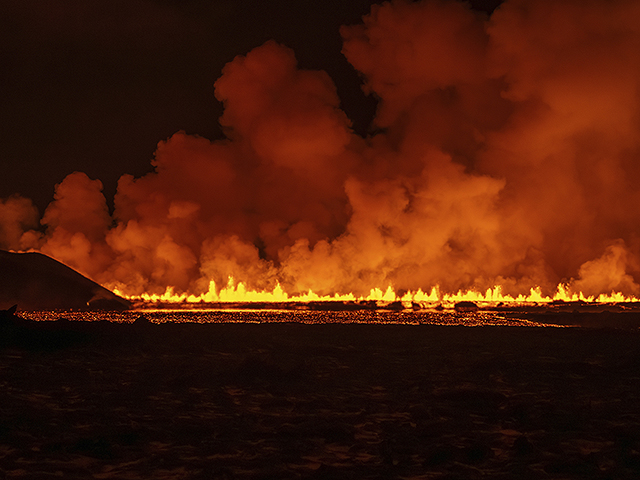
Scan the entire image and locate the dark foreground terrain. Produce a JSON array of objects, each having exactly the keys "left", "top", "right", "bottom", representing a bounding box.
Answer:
[{"left": 1, "top": 317, "right": 640, "bottom": 479}]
